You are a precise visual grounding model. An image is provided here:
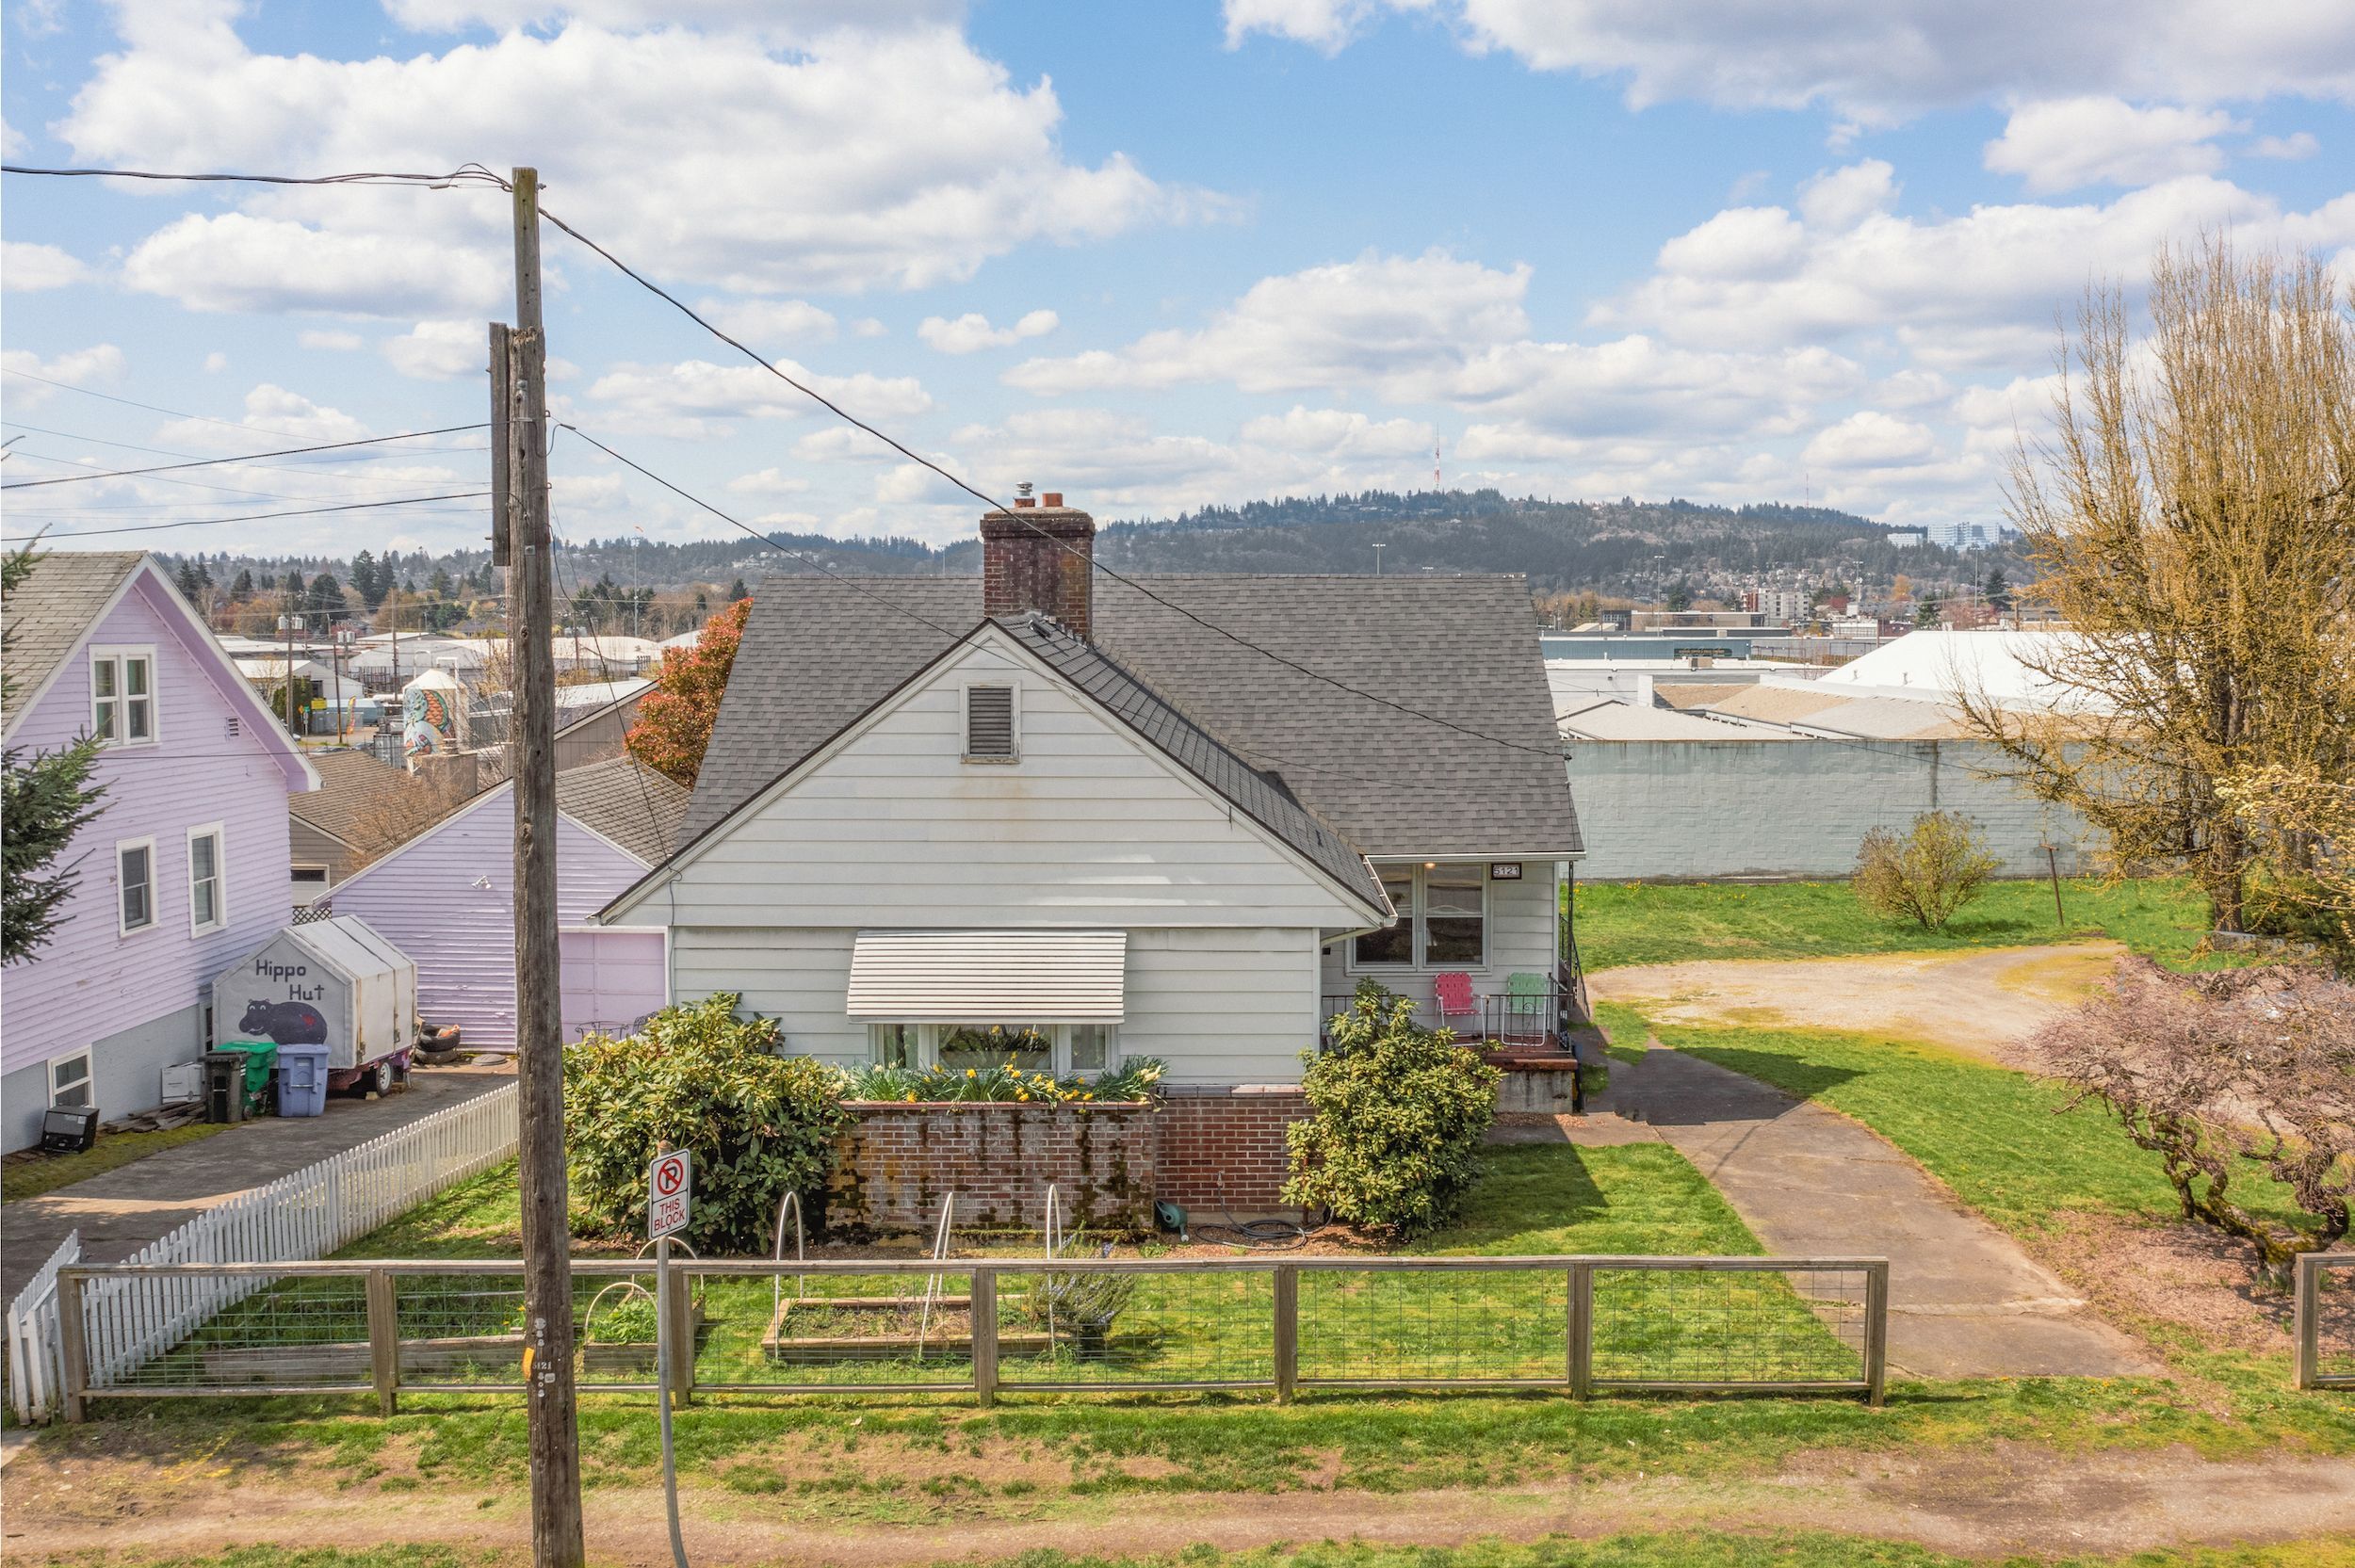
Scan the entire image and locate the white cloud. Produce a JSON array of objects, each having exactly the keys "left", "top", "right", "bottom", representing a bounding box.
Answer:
[
  {"left": 726, "top": 467, "right": 812, "bottom": 498},
  {"left": 1984, "top": 98, "right": 2238, "bottom": 193},
  {"left": 203, "top": 351, "right": 228, "bottom": 372},
  {"left": 382, "top": 320, "right": 487, "bottom": 380},
  {"left": 1006, "top": 250, "right": 1531, "bottom": 396},
  {"left": 2253, "top": 130, "right": 2321, "bottom": 160},
  {"left": 67, "top": 20, "right": 1196, "bottom": 315},
  {"left": 1796, "top": 160, "right": 1898, "bottom": 229},
  {"left": 1803, "top": 411, "right": 1938, "bottom": 469},
  {"left": 1602, "top": 174, "right": 2355, "bottom": 353},
  {"left": 852, "top": 317, "right": 889, "bottom": 337},
  {"left": 697, "top": 298, "right": 838, "bottom": 345},
  {"left": 119, "top": 211, "right": 507, "bottom": 317},
  {"left": 382, "top": 0, "right": 961, "bottom": 36},
  {"left": 1226, "top": 1, "right": 2355, "bottom": 122},
  {"left": 3, "top": 242, "right": 90, "bottom": 291},
  {"left": 588, "top": 357, "right": 931, "bottom": 439},
  {"left": 917, "top": 308, "right": 1059, "bottom": 353},
  {"left": 156, "top": 384, "right": 369, "bottom": 447},
  {"left": 299, "top": 329, "right": 365, "bottom": 351},
  {"left": 0, "top": 343, "right": 126, "bottom": 407},
  {"left": 1237, "top": 406, "right": 1435, "bottom": 457}
]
